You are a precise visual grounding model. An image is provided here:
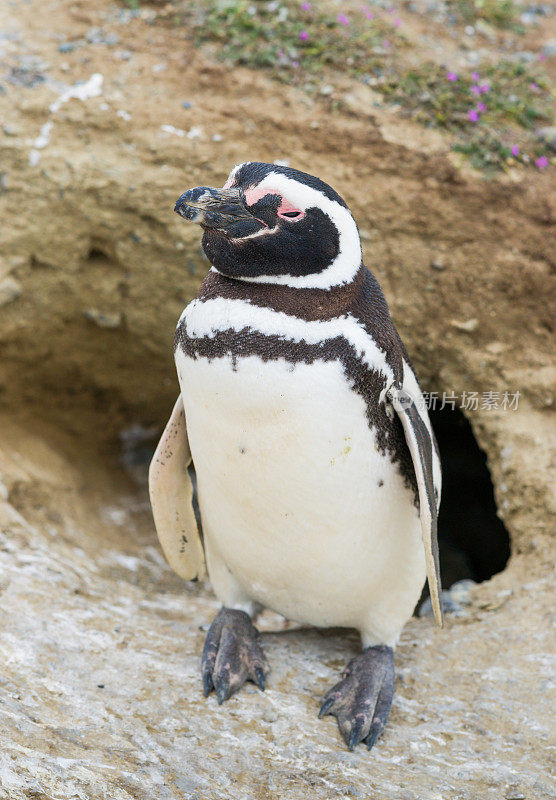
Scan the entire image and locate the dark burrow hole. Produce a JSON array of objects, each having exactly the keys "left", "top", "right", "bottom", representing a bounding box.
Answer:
[
  {"left": 429, "top": 405, "right": 511, "bottom": 593},
  {"left": 87, "top": 247, "right": 112, "bottom": 262}
]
